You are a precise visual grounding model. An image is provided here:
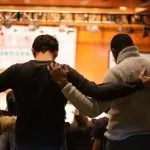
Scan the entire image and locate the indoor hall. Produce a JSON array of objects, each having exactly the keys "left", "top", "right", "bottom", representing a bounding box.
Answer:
[{"left": 0, "top": 0, "right": 150, "bottom": 150}]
